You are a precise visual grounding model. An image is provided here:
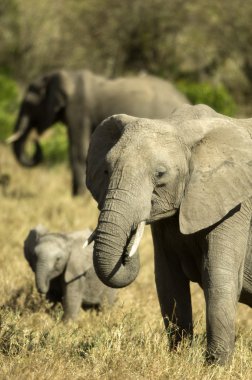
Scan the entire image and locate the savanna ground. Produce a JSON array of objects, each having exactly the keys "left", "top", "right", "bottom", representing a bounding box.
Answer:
[{"left": 1, "top": 143, "right": 252, "bottom": 380}]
